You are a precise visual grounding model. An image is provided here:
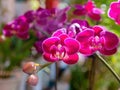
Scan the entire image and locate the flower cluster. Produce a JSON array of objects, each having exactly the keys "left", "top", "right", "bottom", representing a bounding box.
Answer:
[
  {"left": 73, "top": 0, "right": 104, "bottom": 21},
  {"left": 42, "top": 22, "right": 119, "bottom": 64},
  {"left": 2, "top": 0, "right": 120, "bottom": 86},
  {"left": 3, "top": 6, "right": 69, "bottom": 53}
]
